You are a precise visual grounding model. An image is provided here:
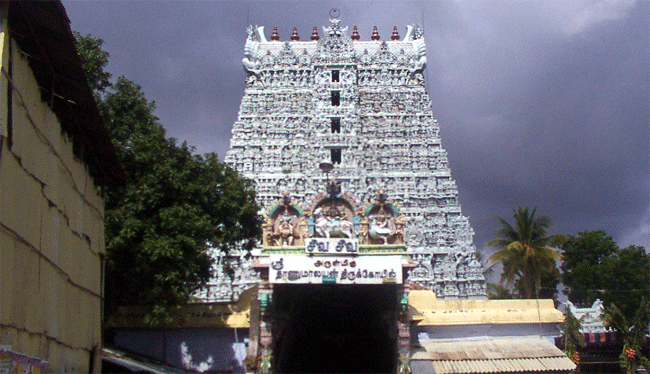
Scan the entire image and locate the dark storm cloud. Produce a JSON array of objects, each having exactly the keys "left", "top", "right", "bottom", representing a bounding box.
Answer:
[
  {"left": 63, "top": 0, "right": 649, "bottom": 252},
  {"left": 422, "top": 0, "right": 649, "bottom": 251}
]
